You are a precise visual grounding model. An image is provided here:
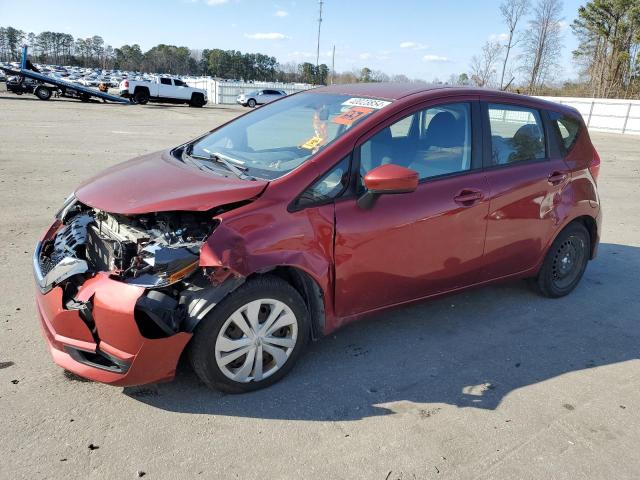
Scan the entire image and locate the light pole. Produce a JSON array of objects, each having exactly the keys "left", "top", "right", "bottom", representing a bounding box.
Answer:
[{"left": 316, "top": 0, "right": 323, "bottom": 68}]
